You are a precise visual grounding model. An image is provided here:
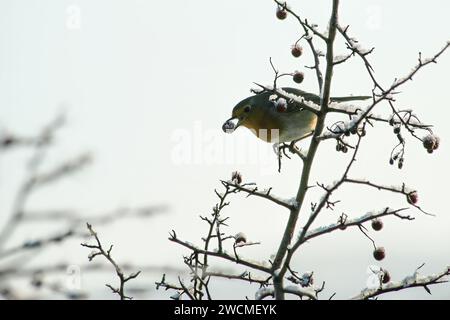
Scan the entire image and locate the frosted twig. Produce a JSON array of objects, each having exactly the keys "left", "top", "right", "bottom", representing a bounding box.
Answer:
[{"left": 81, "top": 223, "right": 141, "bottom": 300}]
